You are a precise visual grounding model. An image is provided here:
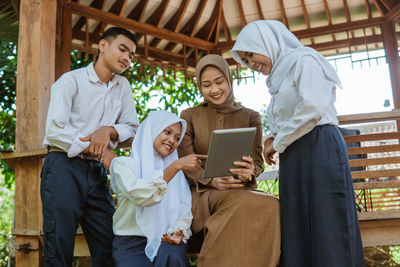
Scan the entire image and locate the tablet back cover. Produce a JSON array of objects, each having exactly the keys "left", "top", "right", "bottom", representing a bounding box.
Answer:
[{"left": 203, "top": 127, "right": 256, "bottom": 178}]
